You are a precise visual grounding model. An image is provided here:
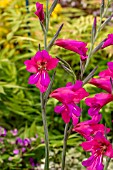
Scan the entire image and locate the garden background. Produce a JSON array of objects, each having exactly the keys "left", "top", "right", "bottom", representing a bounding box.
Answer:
[{"left": 0, "top": 0, "right": 113, "bottom": 169}]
